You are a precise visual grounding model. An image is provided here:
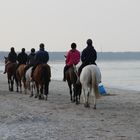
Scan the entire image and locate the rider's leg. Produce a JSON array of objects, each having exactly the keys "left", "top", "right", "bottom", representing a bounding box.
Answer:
[{"left": 63, "top": 65, "right": 69, "bottom": 81}]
